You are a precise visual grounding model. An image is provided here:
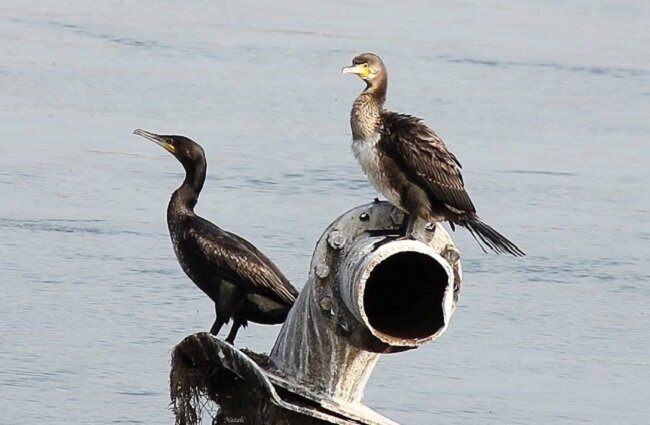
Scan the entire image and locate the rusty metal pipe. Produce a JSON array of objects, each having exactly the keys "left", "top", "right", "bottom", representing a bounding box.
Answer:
[{"left": 267, "top": 201, "right": 462, "bottom": 414}]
